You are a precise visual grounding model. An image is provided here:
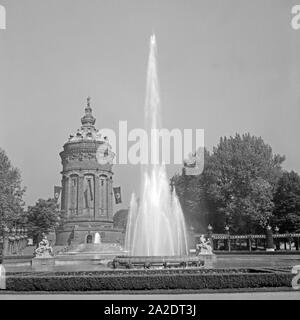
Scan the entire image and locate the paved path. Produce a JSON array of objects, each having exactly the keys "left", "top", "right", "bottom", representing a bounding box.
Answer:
[
  {"left": 1, "top": 291, "right": 300, "bottom": 300},
  {"left": 213, "top": 254, "right": 300, "bottom": 269}
]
